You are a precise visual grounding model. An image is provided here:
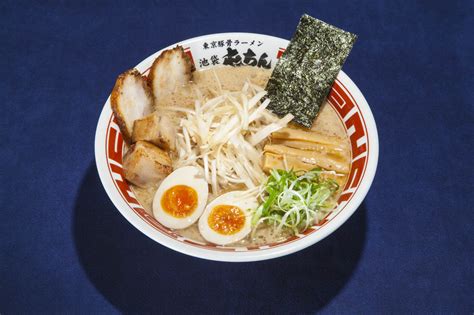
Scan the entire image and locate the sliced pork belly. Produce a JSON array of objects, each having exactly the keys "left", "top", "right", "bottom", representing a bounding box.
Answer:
[
  {"left": 111, "top": 69, "right": 154, "bottom": 143},
  {"left": 148, "top": 46, "right": 195, "bottom": 107},
  {"left": 123, "top": 141, "right": 172, "bottom": 187},
  {"left": 132, "top": 112, "right": 176, "bottom": 151}
]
